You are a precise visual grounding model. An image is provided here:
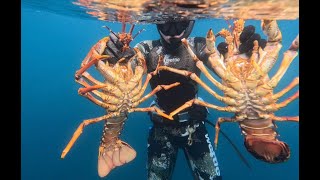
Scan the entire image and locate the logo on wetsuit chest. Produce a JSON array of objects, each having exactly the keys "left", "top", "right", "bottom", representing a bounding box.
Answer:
[{"left": 163, "top": 54, "right": 181, "bottom": 66}]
